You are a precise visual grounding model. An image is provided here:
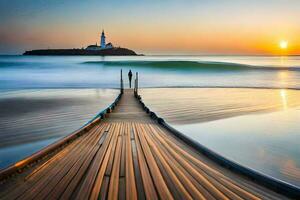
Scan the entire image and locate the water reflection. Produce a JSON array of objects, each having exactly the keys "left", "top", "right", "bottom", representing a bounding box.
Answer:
[
  {"left": 277, "top": 70, "right": 289, "bottom": 88},
  {"left": 279, "top": 56, "right": 292, "bottom": 68},
  {"left": 140, "top": 88, "right": 300, "bottom": 124},
  {"left": 173, "top": 109, "right": 300, "bottom": 187},
  {"left": 280, "top": 89, "right": 288, "bottom": 110},
  {"left": 141, "top": 88, "right": 300, "bottom": 187},
  {"left": 281, "top": 159, "right": 300, "bottom": 183}
]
